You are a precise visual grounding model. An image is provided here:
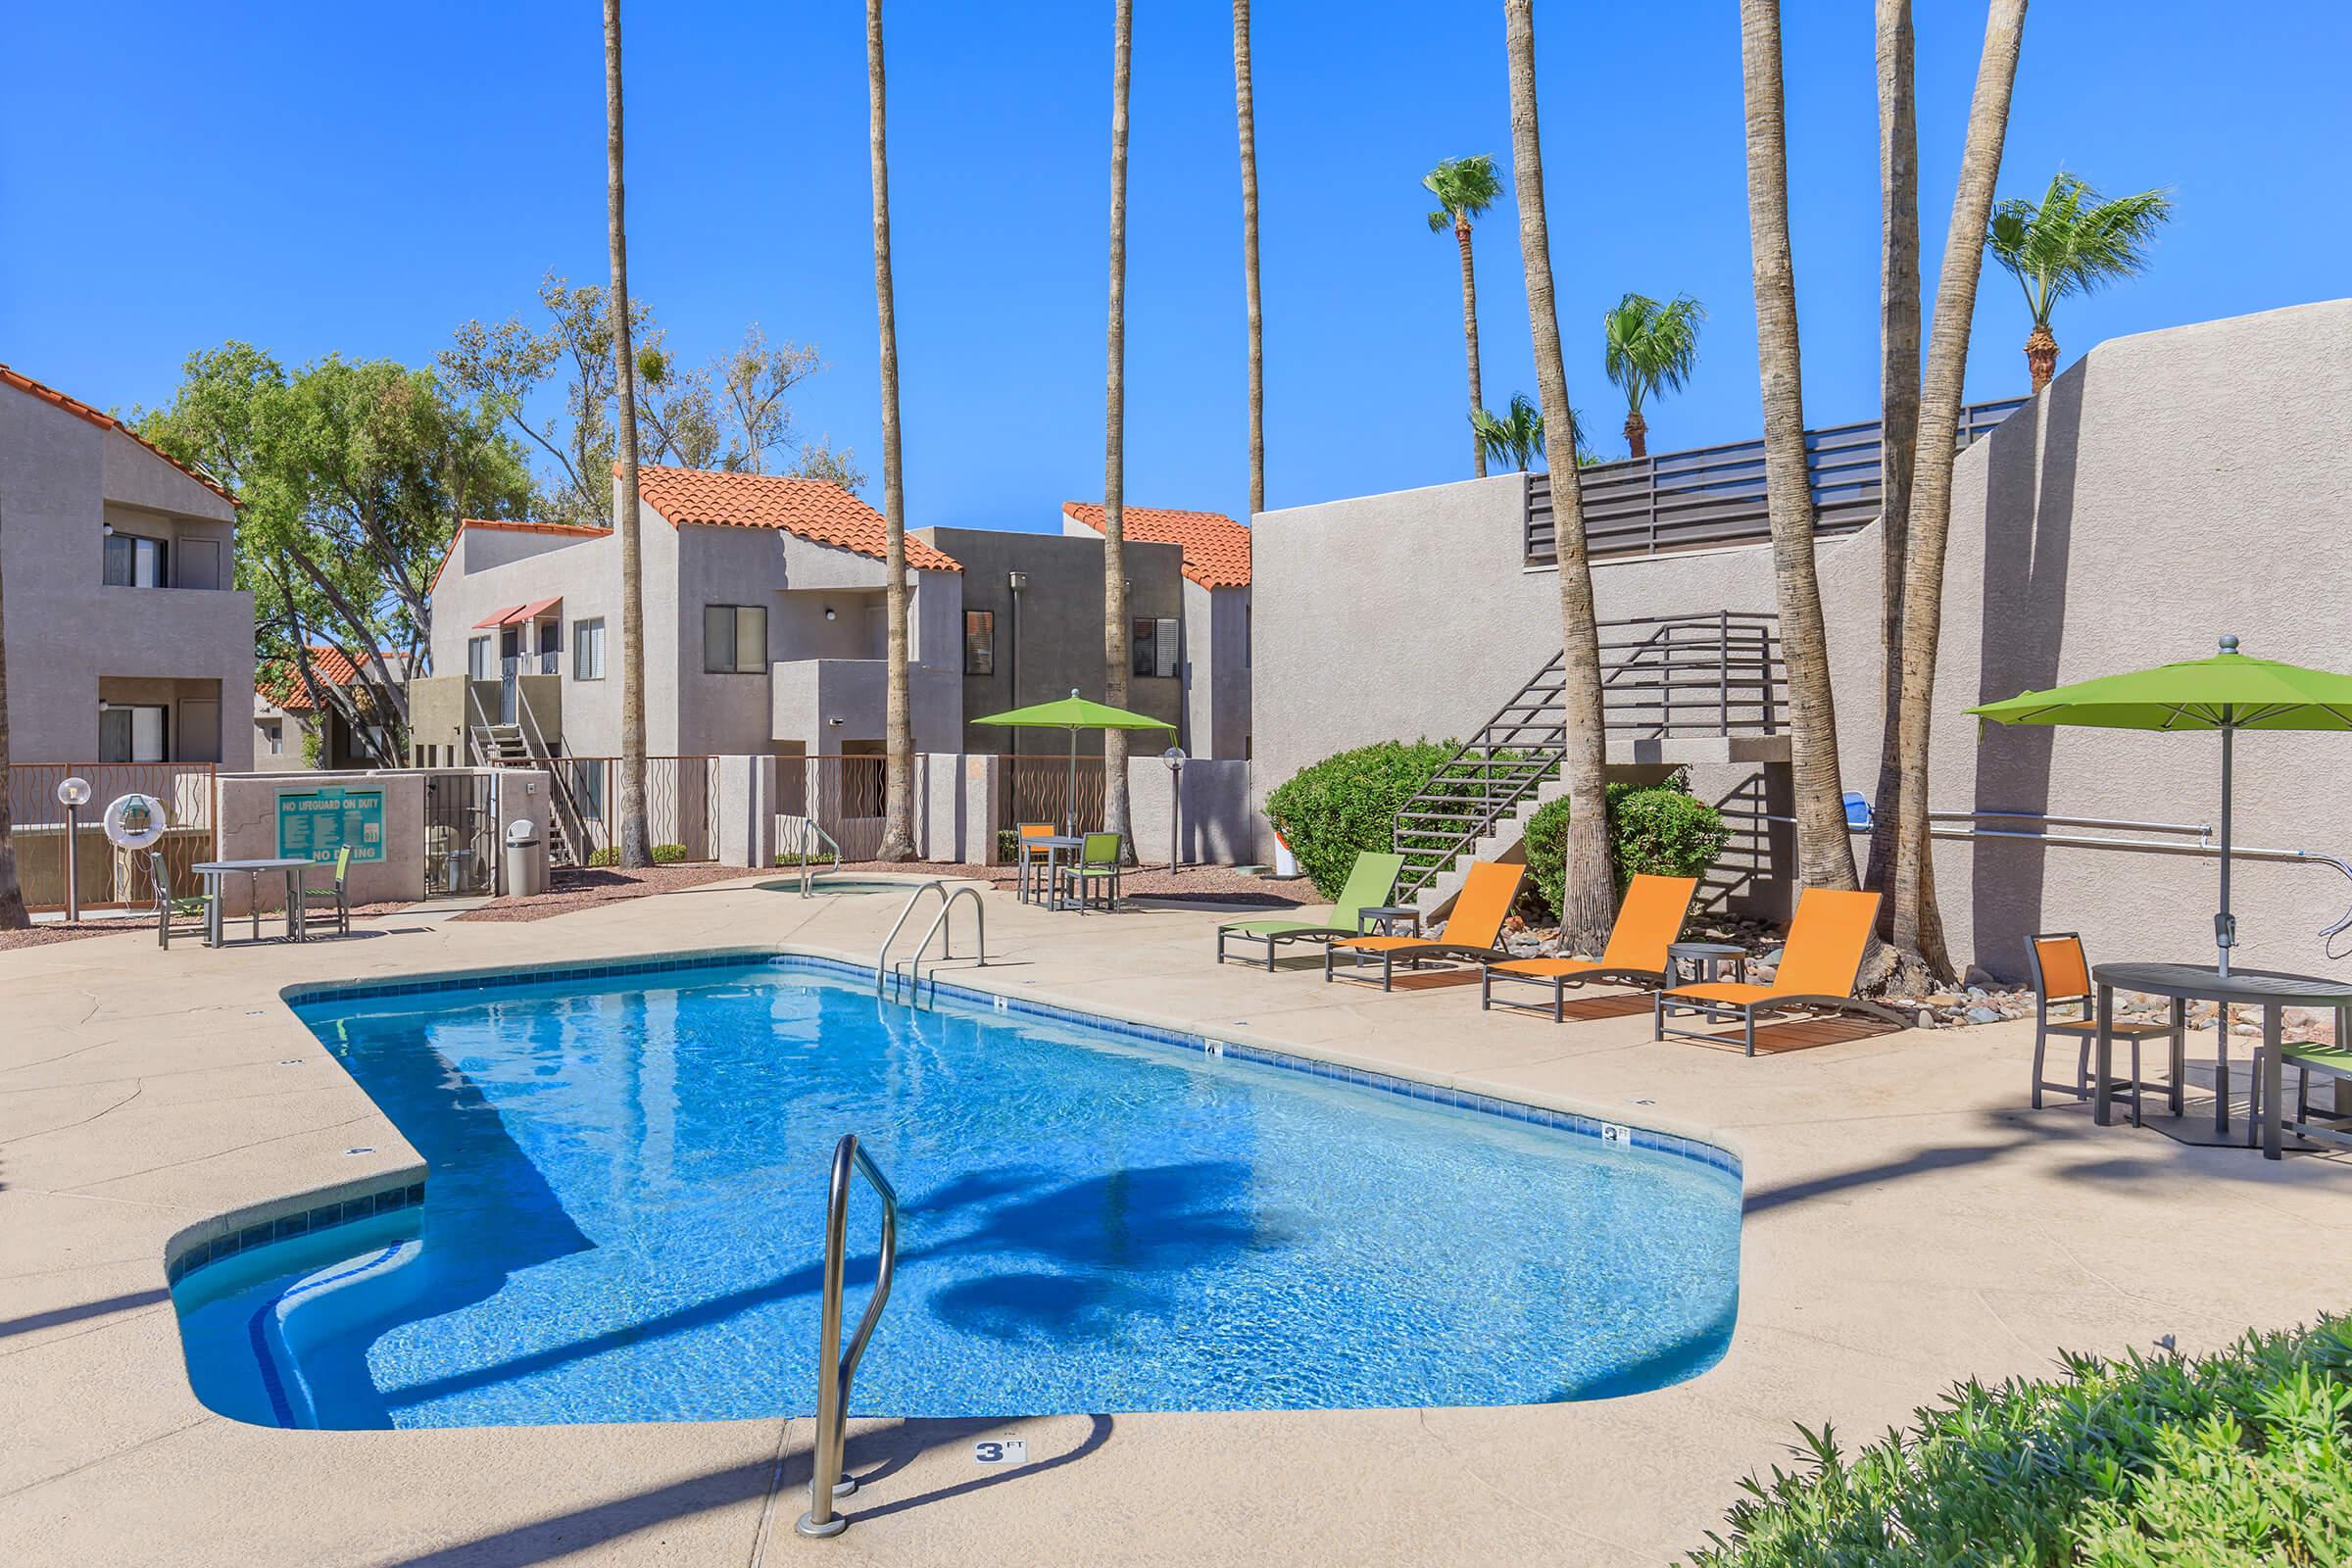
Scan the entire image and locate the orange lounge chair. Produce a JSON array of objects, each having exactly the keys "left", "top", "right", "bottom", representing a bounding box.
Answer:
[
  {"left": 1652, "top": 887, "right": 1906, "bottom": 1055},
  {"left": 1324, "top": 860, "right": 1526, "bottom": 992},
  {"left": 1481, "top": 873, "right": 1700, "bottom": 1021}
]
